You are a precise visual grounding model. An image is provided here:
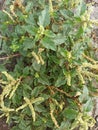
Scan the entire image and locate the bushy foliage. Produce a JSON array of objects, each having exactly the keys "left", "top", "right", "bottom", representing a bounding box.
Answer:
[{"left": 0, "top": 0, "right": 98, "bottom": 130}]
